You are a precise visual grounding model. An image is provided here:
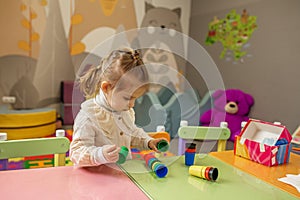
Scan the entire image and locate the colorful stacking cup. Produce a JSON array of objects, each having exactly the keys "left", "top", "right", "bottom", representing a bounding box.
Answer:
[
  {"left": 185, "top": 143, "right": 196, "bottom": 166},
  {"left": 117, "top": 146, "right": 129, "bottom": 164},
  {"left": 154, "top": 164, "right": 168, "bottom": 178},
  {"left": 157, "top": 140, "right": 169, "bottom": 152},
  {"left": 189, "top": 165, "right": 218, "bottom": 181},
  {"left": 143, "top": 153, "right": 168, "bottom": 178}
]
